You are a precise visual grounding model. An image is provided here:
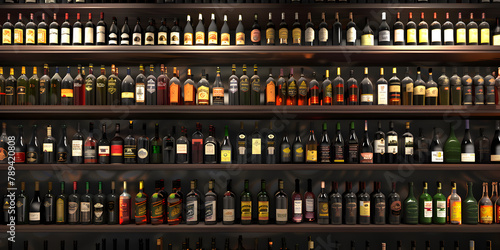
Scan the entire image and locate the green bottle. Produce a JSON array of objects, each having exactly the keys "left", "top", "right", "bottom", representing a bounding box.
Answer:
[
  {"left": 432, "top": 181, "right": 447, "bottom": 224},
  {"left": 444, "top": 123, "right": 460, "bottom": 163},
  {"left": 16, "top": 66, "right": 29, "bottom": 105},
  {"left": 257, "top": 179, "right": 269, "bottom": 225},
  {"left": 403, "top": 182, "right": 418, "bottom": 225},
  {"left": 463, "top": 181, "right": 478, "bottom": 225},
  {"left": 240, "top": 179, "right": 253, "bottom": 225},
  {"left": 419, "top": 182, "right": 433, "bottom": 224}
]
